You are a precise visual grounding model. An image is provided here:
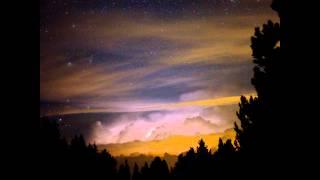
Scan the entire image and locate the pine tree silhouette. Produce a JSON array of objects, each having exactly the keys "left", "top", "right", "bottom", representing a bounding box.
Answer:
[
  {"left": 97, "top": 149, "right": 117, "bottom": 179},
  {"left": 172, "top": 139, "right": 214, "bottom": 179},
  {"left": 213, "top": 138, "right": 235, "bottom": 161},
  {"left": 233, "top": 0, "right": 280, "bottom": 175},
  {"left": 234, "top": 20, "right": 280, "bottom": 153},
  {"left": 140, "top": 162, "right": 150, "bottom": 180},
  {"left": 149, "top": 157, "right": 170, "bottom": 180},
  {"left": 39, "top": 117, "right": 117, "bottom": 179},
  {"left": 118, "top": 160, "right": 131, "bottom": 180},
  {"left": 132, "top": 163, "right": 142, "bottom": 180}
]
